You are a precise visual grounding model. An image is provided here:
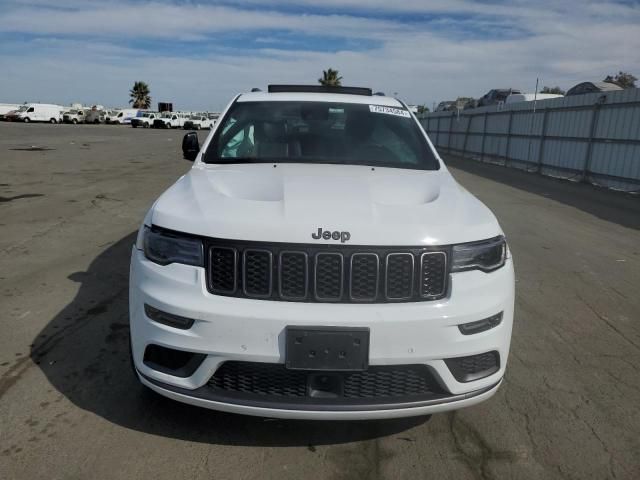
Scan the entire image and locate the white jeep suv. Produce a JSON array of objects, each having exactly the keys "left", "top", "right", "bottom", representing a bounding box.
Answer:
[{"left": 129, "top": 85, "right": 515, "bottom": 420}]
